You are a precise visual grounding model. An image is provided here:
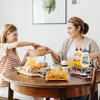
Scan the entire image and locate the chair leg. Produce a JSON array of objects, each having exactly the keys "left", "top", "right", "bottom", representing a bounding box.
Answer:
[
  {"left": 8, "top": 84, "right": 13, "bottom": 100},
  {"left": 87, "top": 91, "right": 98, "bottom": 100},
  {"left": 0, "top": 97, "right": 19, "bottom": 100},
  {"left": 46, "top": 98, "right": 50, "bottom": 100},
  {"left": 93, "top": 91, "right": 98, "bottom": 100}
]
